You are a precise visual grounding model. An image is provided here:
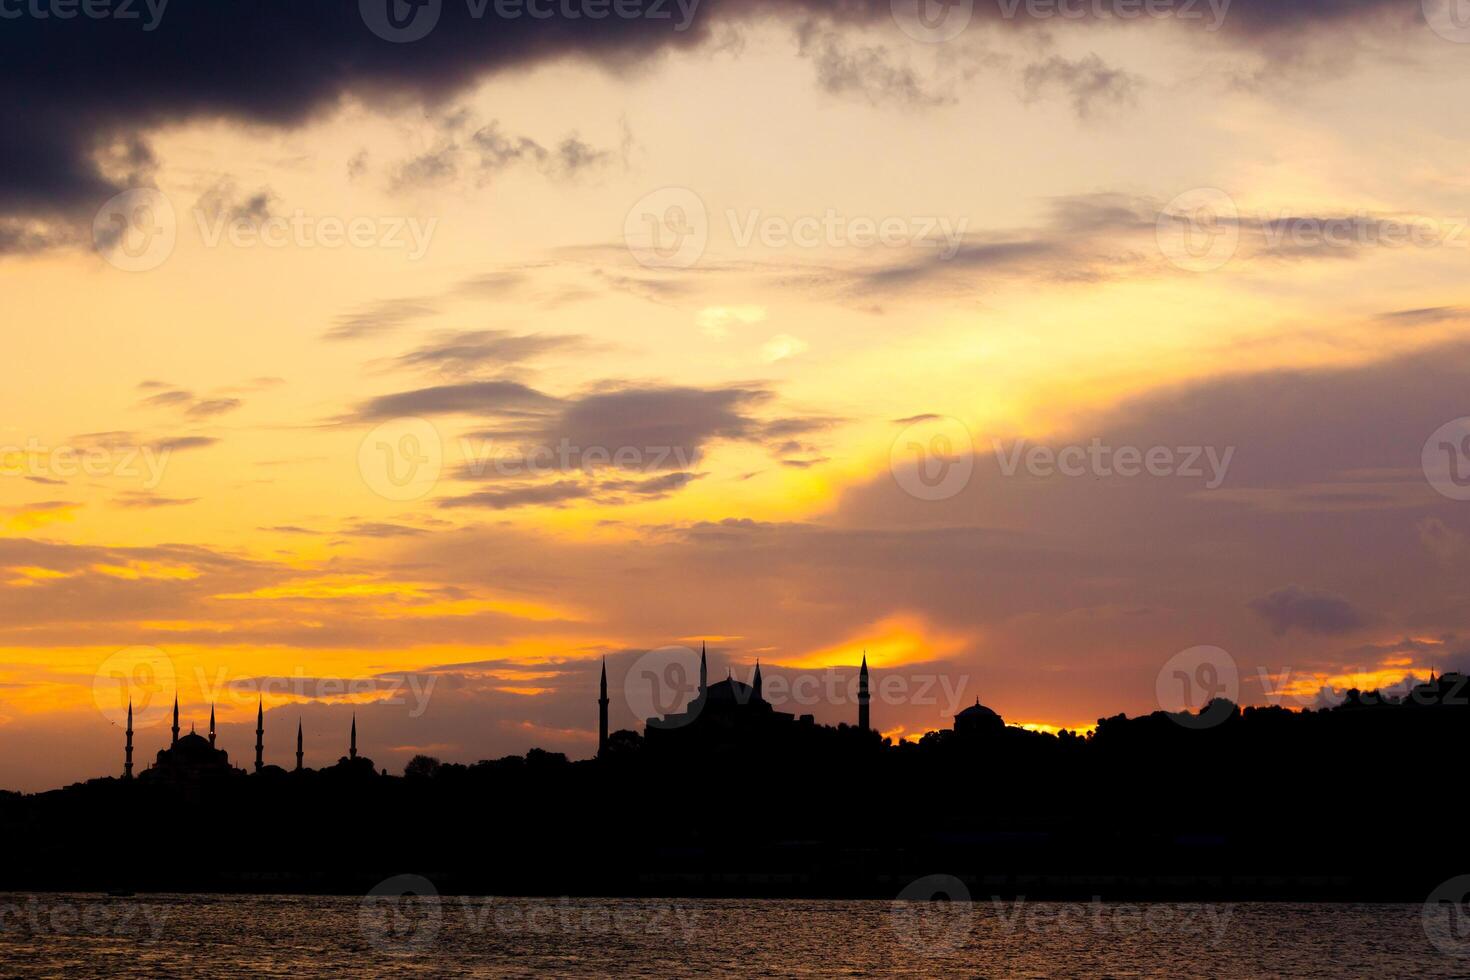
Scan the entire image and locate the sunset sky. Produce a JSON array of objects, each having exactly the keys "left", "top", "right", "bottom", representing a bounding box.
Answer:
[{"left": 5, "top": 0, "right": 1470, "bottom": 789}]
